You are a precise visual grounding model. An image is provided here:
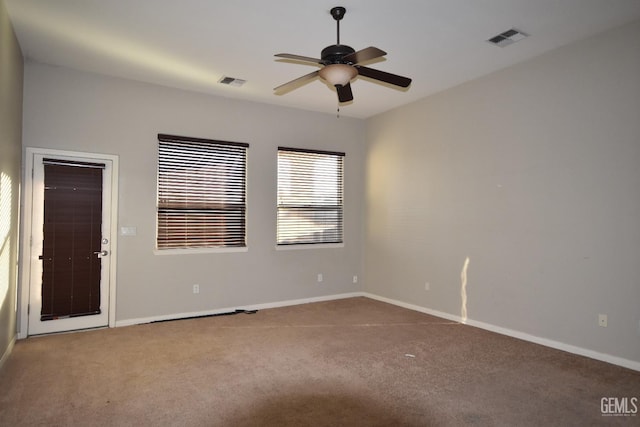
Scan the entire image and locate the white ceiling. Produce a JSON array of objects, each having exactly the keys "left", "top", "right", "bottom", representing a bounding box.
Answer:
[{"left": 6, "top": 0, "right": 640, "bottom": 119}]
